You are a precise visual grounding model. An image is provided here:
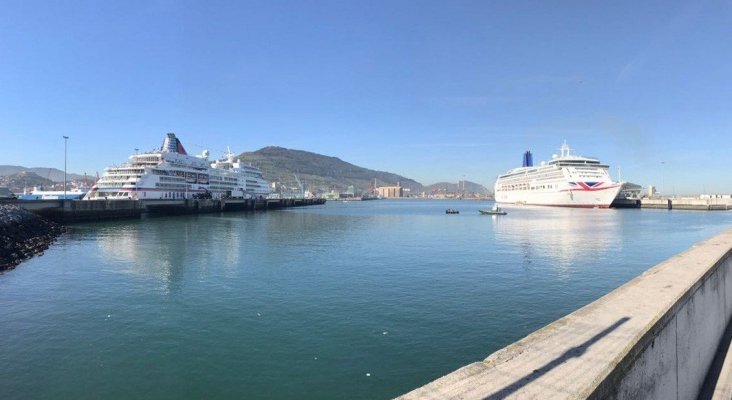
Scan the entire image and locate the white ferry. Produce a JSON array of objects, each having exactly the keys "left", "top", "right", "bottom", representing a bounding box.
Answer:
[
  {"left": 84, "top": 133, "right": 271, "bottom": 200},
  {"left": 494, "top": 142, "right": 622, "bottom": 208},
  {"left": 22, "top": 188, "right": 88, "bottom": 200}
]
